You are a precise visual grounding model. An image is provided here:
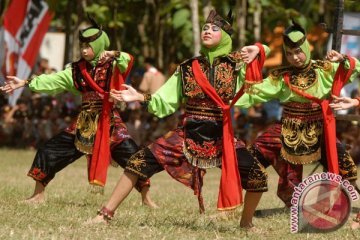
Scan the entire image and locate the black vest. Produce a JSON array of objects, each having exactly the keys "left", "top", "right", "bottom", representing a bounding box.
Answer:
[{"left": 179, "top": 51, "right": 244, "bottom": 168}]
